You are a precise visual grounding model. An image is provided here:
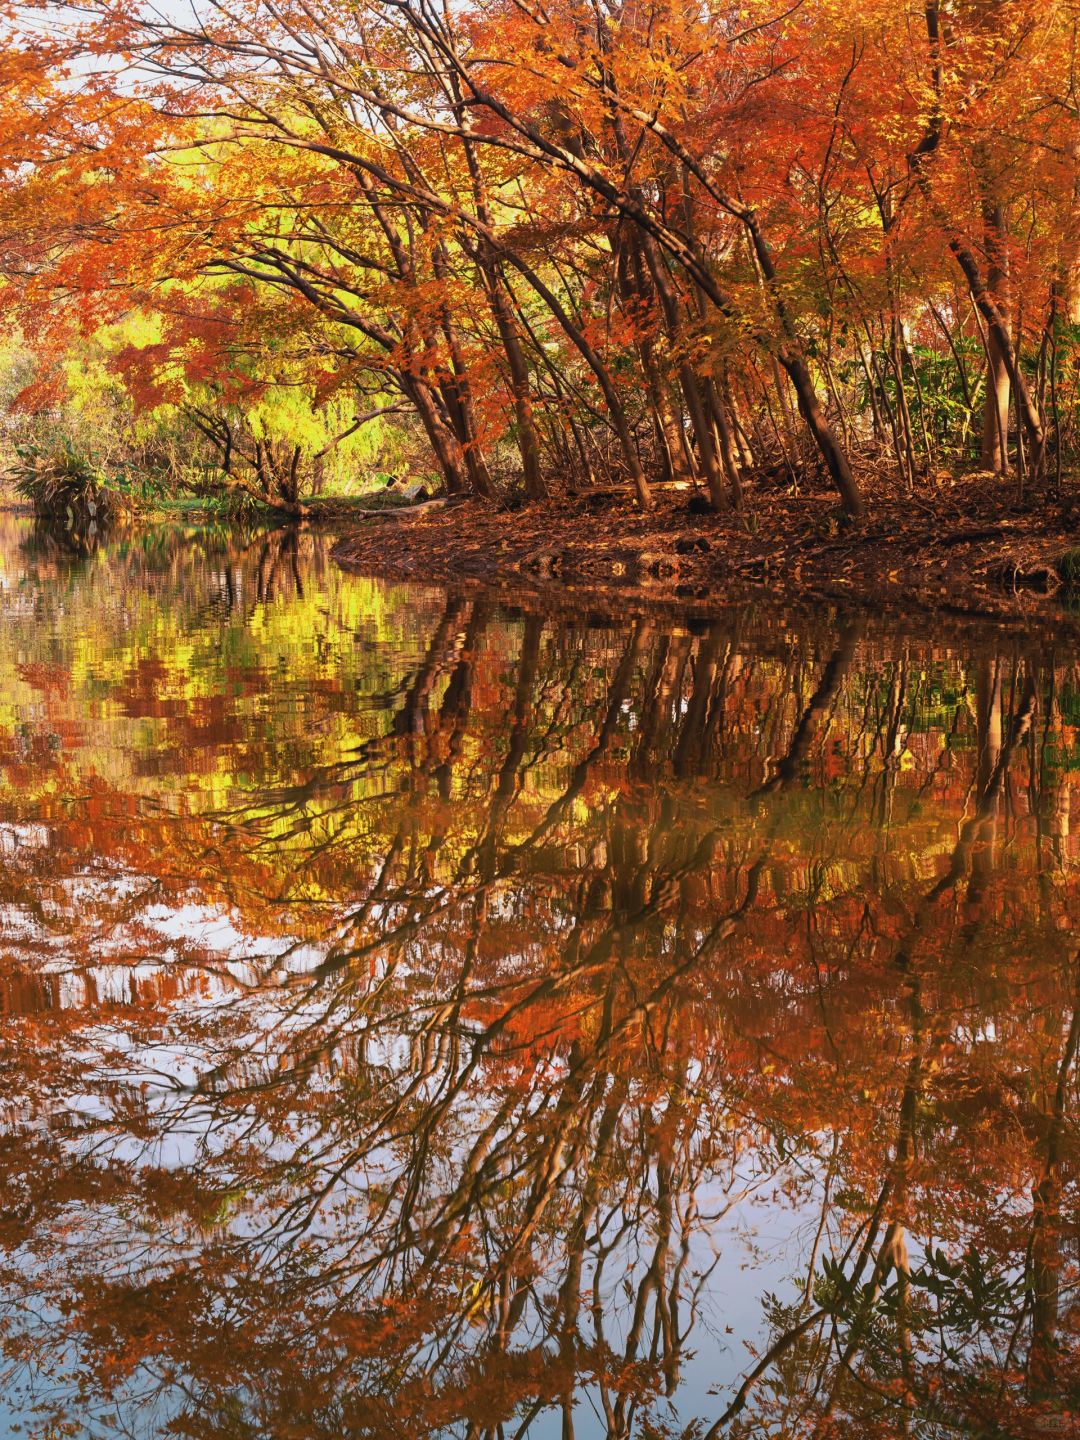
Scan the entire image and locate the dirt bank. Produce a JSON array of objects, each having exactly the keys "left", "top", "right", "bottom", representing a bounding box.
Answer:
[{"left": 329, "top": 472, "right": 1080, "bottom": 631}]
